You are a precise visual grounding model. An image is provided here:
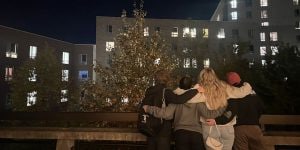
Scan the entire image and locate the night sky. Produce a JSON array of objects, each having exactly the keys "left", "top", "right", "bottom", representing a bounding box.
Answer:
[{"left": 0, "top": 0, "right": 219, "bottom": 44}]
